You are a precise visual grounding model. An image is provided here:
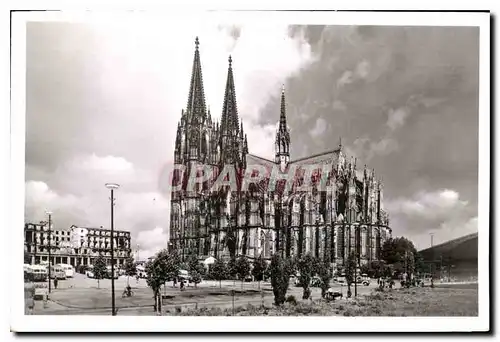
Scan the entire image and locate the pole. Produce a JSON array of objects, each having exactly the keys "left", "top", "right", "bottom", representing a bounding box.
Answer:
[
  {"left": 354, "top": 225, "right": 358, "bottom": 297},
  {"left": 111, "top": 188, "right": 116, "bottom": 316},
  {"left": 47, "top": 214, "right": 52, "bottom": 294},
  {"left": 430, "top": 233, "right": 434, "bottom": 288},
  {"left": 440, "top": 256, "right": 443, "bottom": 281},
  {"left": 232, "top": 290, "right": 235, "bottom": 315}
]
